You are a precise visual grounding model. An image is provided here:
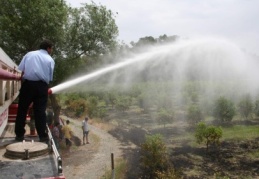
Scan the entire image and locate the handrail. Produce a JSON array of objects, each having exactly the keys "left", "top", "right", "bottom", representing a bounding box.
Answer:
[
  {"left": 47, "top": 125, "right": 63, "bottom": 176},
  {"left": 0, "top": 68, "right": 20, "bottom": 81}
]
